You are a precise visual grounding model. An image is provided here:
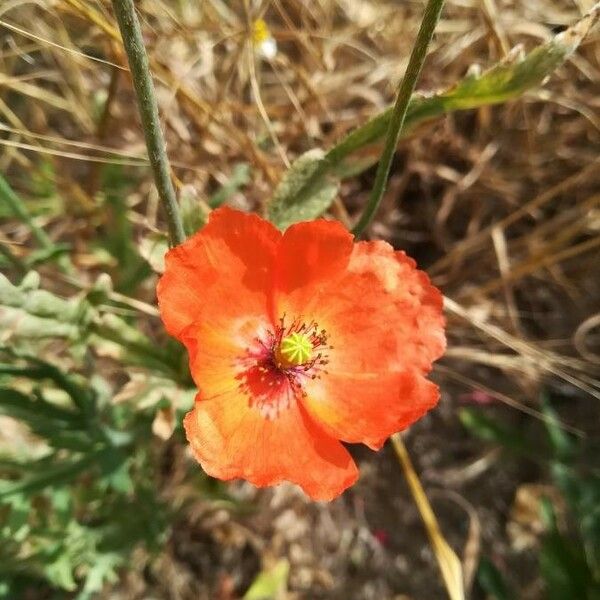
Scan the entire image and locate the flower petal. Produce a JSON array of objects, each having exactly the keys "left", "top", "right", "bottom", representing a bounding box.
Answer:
[
  {"left": 349, "top": 241, "right": 446, "bottom": 371},
  {"left": 157, "top": 207, "right": 280, "bottom": 340},
  {"left": 184, "top": 392, "right": 358, "bottom": 501},
  {"left": 181, "top": 313, "right": 271, "bottom": 390},
  {"left": 302, "top": 370, "right": 439, "bottom": 450},
  {"left": 280, "top": 239, "right": 444, "bottom": 449},
  {"left": 273, "top": 218, "right": 353, "bottom": 319},
  {"left": 275, "top": 236, "right": 444, "bottom": 376},
  {"left": 181, "top": 310, "right": 359, "bottom": 500}
]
